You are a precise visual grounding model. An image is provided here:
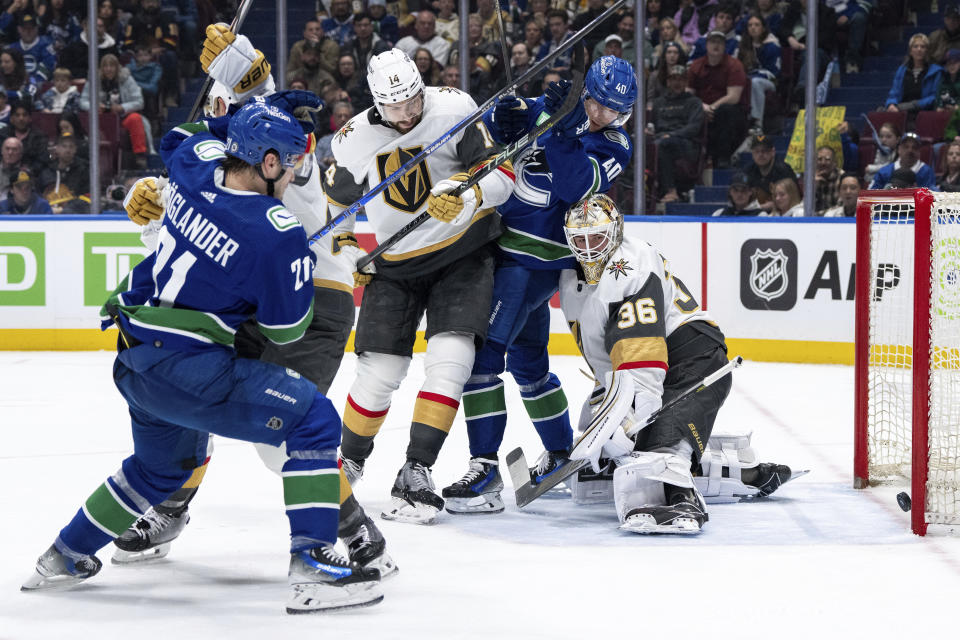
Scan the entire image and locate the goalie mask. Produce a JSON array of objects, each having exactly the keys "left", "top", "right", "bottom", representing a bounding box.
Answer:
[
  {"left": 367, "top": 48, "right": 425, "bottom": 130},
  {"left": 564, "top": 193, "right": 624, "bottom": 285}
]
